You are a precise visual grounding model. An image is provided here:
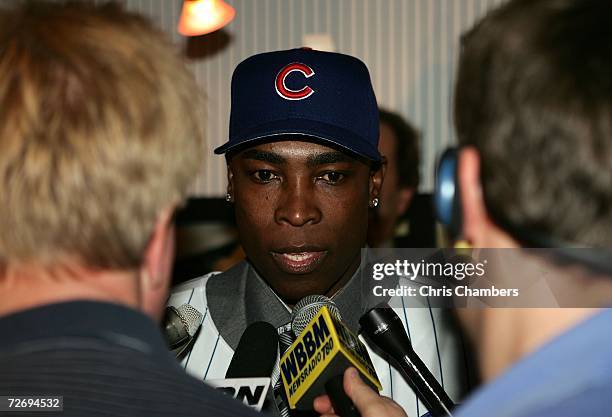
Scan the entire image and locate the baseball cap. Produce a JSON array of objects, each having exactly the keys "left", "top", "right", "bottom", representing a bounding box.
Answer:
[{"left": 214, "top": 48, "right": 381, "bottom": 162}]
